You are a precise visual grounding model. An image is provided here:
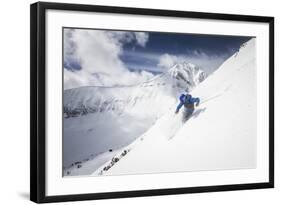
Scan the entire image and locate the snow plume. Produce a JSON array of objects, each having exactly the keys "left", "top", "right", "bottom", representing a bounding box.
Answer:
[
  {"left": 157, "top": 52, "right": 228, "bottom": 75},
  {"left": 64, "top": 29, "right": 152, "bottom": 90}
]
